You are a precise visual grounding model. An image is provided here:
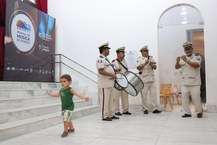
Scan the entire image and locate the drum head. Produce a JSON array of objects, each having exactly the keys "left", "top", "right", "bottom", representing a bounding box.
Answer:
[{"left": 115, "top": 73, "right": 128, "bottom": 88}]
